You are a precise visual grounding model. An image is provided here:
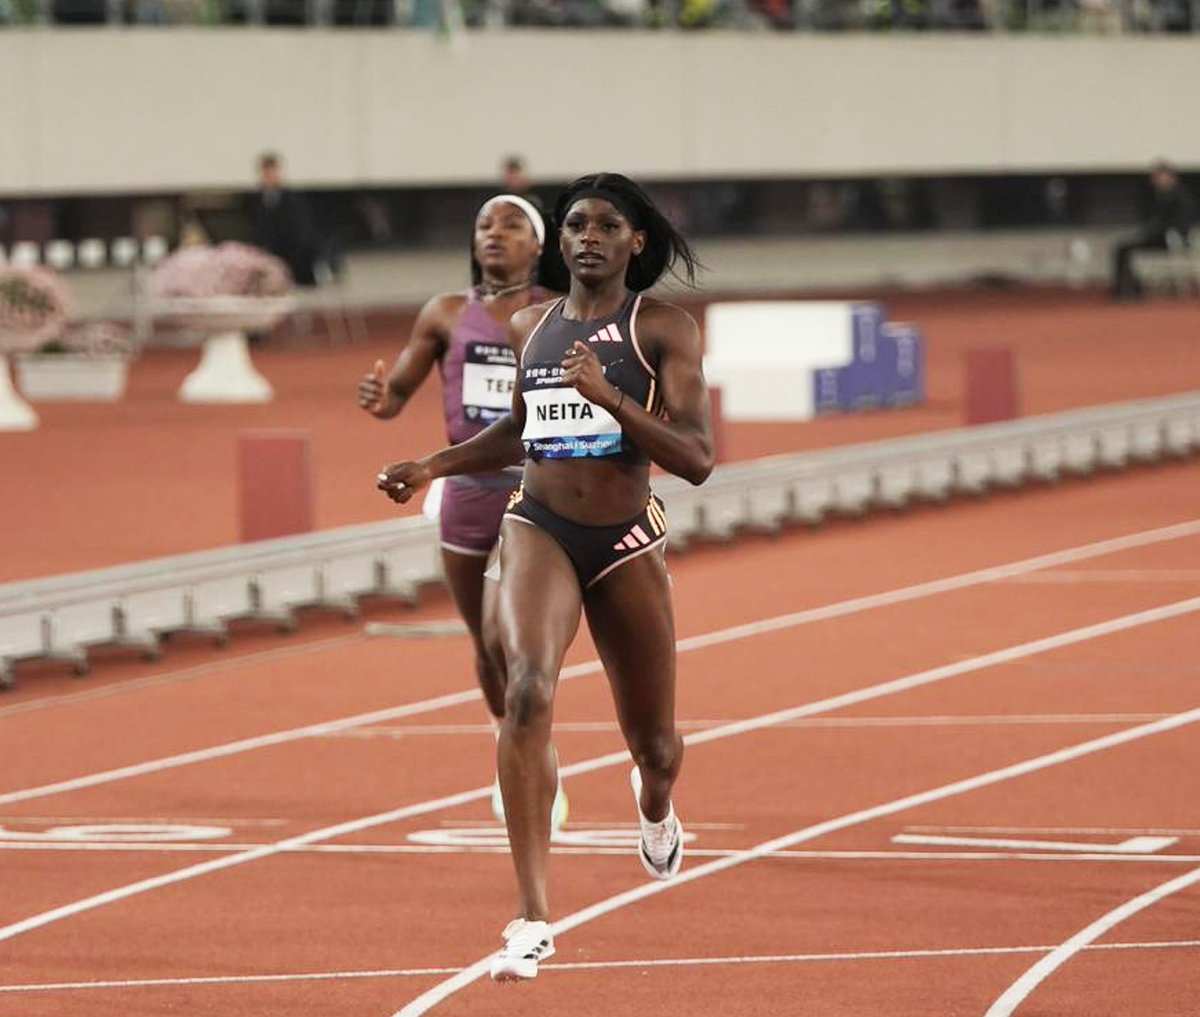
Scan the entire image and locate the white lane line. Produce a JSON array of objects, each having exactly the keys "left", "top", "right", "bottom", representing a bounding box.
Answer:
[
  {"left": 393, "top": 703, "right": 1200, "bottom": 1016},
  {"left": 984, "top": 866, "right": 1200, "bottom": 1017},
  {"left": 5, "top": 940, "right": 1199, "bottom": 995},
  {"left": 4, "top": 518, "right": 1200, "bottom": 806},
  {"left": 909, "top": 825, "right": 1200, "bottom": 837},
  {"left": 0, "top": 689, "right": 491, "bottom": 807},
  {"left": 1, "top": 842, "right": 1198, "bottom": 864},
  {"left": 0, "top": 633, "right": 365, "bottom": 720},
  {"left": 1005, "top": 569, "right": 1200, "bottom": 584},
  {"left": 322, "top": 714, "right": 1167, "bottom": 738},
  {"left": 4, "top": 596, "right": 1200, "bottom": 947},
  {"left": 0, "top": 815, "right": 288, "bottom": 826},
  {"left": 670, "top": 520, "right": 1200, "bottom": 657},
  {"left": 672, "top": 598, "right": 1200, "bottom": 756},
  {"left": 893, "top": 834, "right": 1178, "bottom": 854}
]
